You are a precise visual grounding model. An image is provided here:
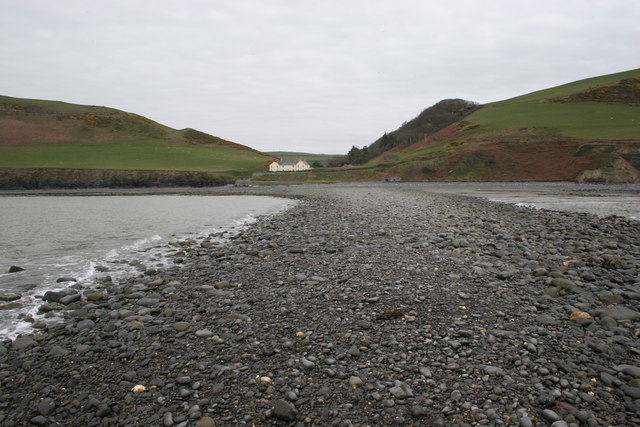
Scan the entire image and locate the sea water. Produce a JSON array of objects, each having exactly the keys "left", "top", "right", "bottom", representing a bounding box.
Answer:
[
  {"left": 488, "top": 194, "right": 640, "bottom": 220},
  {"left": 0, "top": 195, "right": 296, "bottom": 337},
  {"left": 405, "top": 182, "right": 640, "bottom": 221}
]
